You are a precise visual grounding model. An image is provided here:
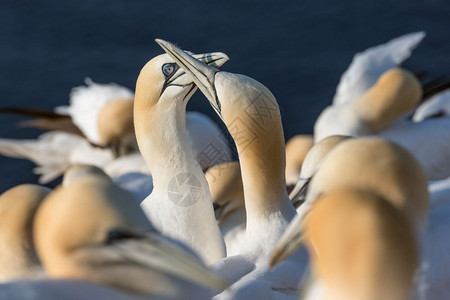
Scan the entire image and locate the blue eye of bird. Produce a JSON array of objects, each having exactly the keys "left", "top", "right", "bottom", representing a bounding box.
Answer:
[{"left": 162, "top": 63, "right": 175, "bottom": 76}]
